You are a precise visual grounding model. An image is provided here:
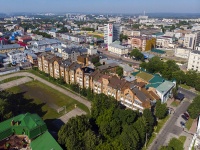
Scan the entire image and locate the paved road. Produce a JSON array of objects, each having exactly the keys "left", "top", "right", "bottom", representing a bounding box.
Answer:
[
  {"left": 149, "top": 100, "right": 191, "bottom": 150},
  {"left": 53, "top": 107, "right": 87, "bottom": 129},
  {"left": 0, "top": 77, "right": 32, "bottom": 90},
  {"left": 0, "top": 72, "right": 91, "bottom": 110},
  {"left": 178, "top": 87, "right": 197, "bottom": 100}
]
